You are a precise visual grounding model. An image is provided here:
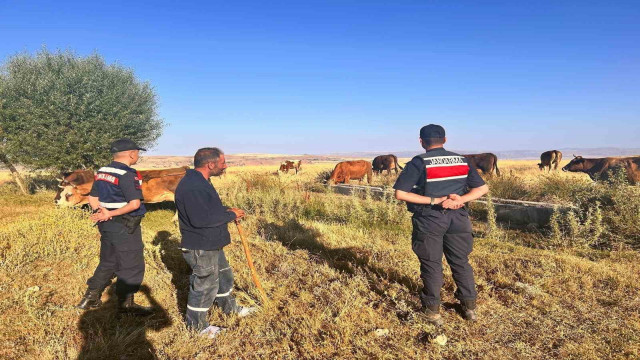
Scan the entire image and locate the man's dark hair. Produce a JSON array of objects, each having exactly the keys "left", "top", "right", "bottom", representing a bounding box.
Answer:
[
  {"left": 421, "top": 137, "right": 445, "bottom": 148},
  {"left": 194, "top": 147, "right": 224, "bottom": 168}
]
